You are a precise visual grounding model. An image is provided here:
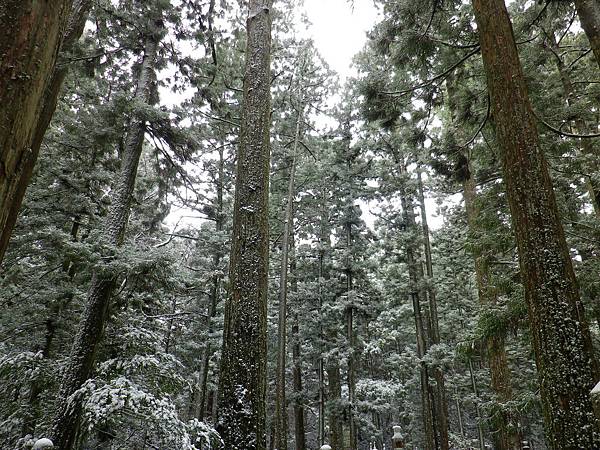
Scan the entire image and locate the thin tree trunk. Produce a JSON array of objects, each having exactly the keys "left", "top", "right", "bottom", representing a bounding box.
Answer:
[
  {"left": 50, "top": 30, "right": 161, "bottom": 450},
  {"left": 290, "top": 239, "right": 306, "bottom": 450},
  {"left": 275, "top": 106, "right": 302, "bottom": 450},
  {"left": 0, "top": 0, "right": 91, "bottom": 263},
  {"left": 416, "top": 169, "right": 450, "bottom": 450},
  {"left": 472, "top": 0, "right": 600, "bottom": 447},
  {"left": 318, "top": 243, "right": 326, "bottom": 447},
  {"left": 194, "top": 148, "right": 225, "bottom": 421},
  {"left": 216, "top": 1, "right": 272, "bottom": 449},
  {"left": 468, "top": 359, "right": 486, "bottom": 450},
  {"left": 574, "top": 0, "right": 600, "bottom": 70},
  {"left": 400, "top": 189, "right": 436, "bottom": 450}
]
